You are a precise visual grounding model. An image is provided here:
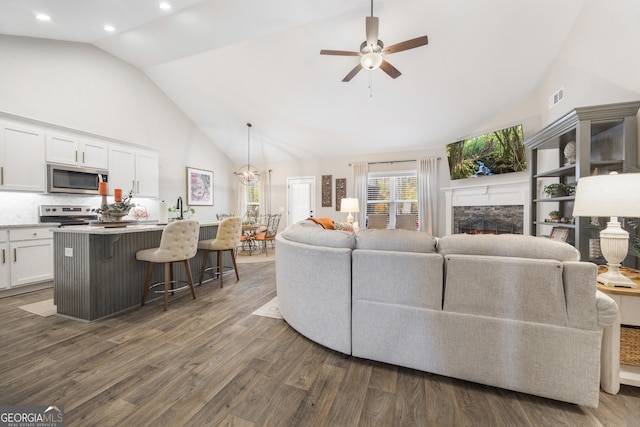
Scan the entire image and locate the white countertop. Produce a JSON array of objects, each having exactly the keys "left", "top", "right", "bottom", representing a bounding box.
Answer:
[
  {"left": 0, "top": 223, "right": 61, "bottom": 229},
  {"left": 50, "top": 220, "right": 221, "bottom": 235}
]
